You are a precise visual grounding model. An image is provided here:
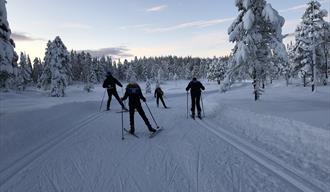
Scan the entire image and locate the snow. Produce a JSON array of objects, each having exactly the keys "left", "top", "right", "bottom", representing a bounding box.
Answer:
[
  {"left": 243, "top": 9, "right": 254, "bottom": 31},
  {"left": 0, "top": 80, "right": 329, "bottom": 191}
]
